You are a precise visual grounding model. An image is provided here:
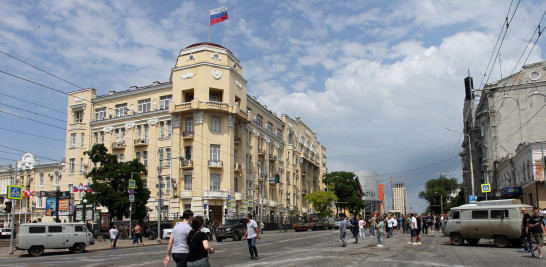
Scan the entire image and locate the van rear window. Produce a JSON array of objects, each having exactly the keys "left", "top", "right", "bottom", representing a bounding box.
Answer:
[
  {"left": 29, "top": 226, "right": 46, "bottom": 233},
  {"left": 48, "top": 226, "right": 63, "bottom": 233},
  {"left": 491, "top": 210, "right": 509, "bottom": 219},
  {"left": 471, "top": 210, "right": 488, "bottom": 219}
]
